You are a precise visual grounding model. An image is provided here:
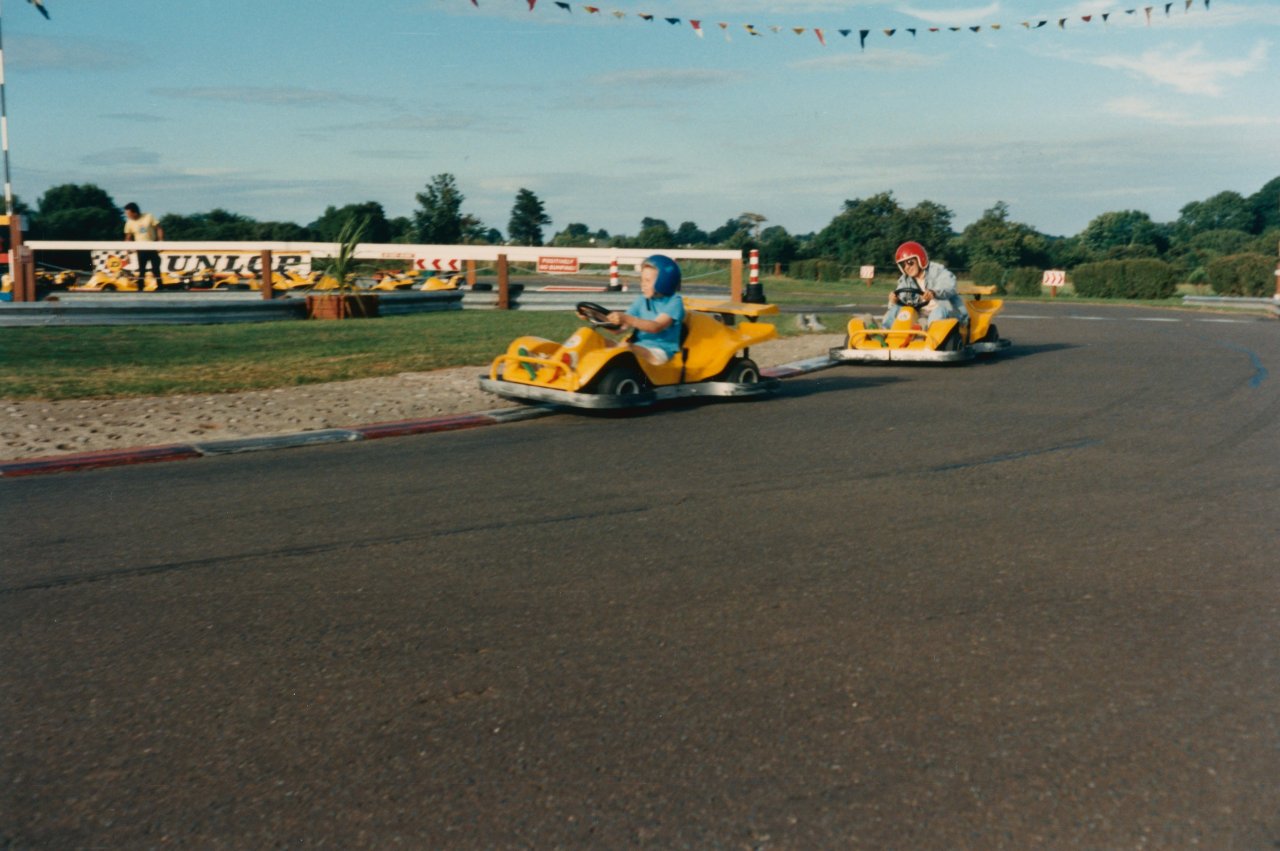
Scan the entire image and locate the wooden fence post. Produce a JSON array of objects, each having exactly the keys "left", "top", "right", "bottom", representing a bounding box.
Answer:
[
  {"left": 730, "top": 257, "right": 743, "bottom": 303},
  {"left": 18, "top": 244, "right": 34, "bottom": 302},
  {"left": 260, "top": 249, "right": 273, "bottom": 300},
  {"left": 497, "top": 254, "right": 510, "bottom": 310}
]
